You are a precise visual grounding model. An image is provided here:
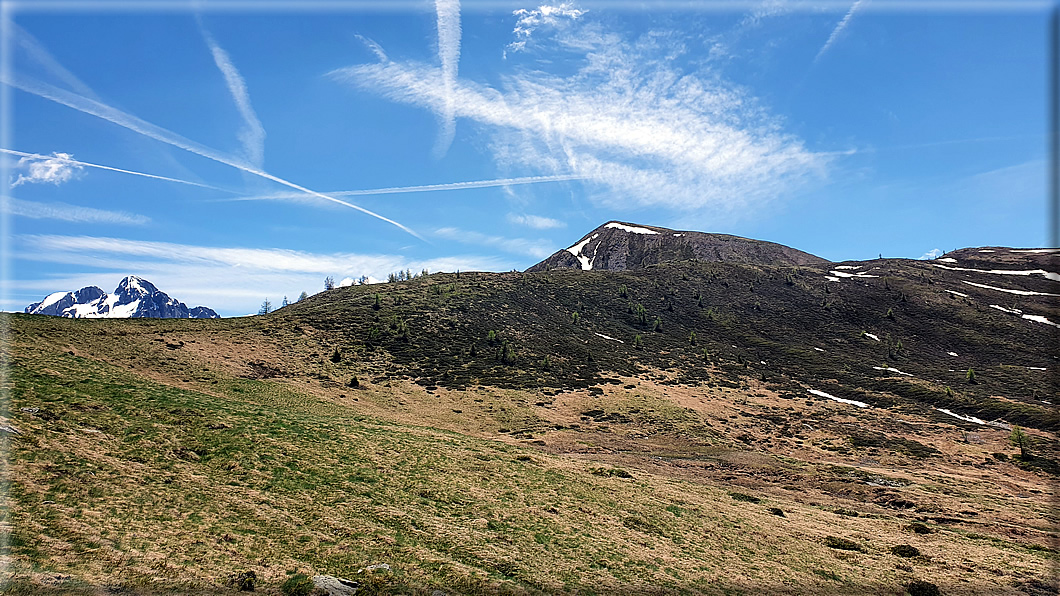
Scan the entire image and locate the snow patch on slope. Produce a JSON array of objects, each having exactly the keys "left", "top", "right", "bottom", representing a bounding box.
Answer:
[
  {"left": 566, "top": 233, "right": 599, "bottom": 270},
  {"left": 808, "top": 389, "right": 869, "bottom": 408},
  {"left": 605, "top": 222, "right": 658, "bottom": 235},
  {"left": 1022, "top": 314, "right": 1060, "bottom": 328},
  {"left": 873, "top": 366, "right": 913, "bottom": 377},
  {"left": 38, "top": 291, "right": 70, "bottom": 311},
  {"left": 936, "top": 408, "right": 986, "bottom": 425},
  {"left": 933, "top": 263, "right": 1060, "bottom": 282},
  {"left": 962, "top": 281, "right": 1060, "bottom": 297},
  {"left": 989, "top": 304, "right": 1023, "bottom": 315}
]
